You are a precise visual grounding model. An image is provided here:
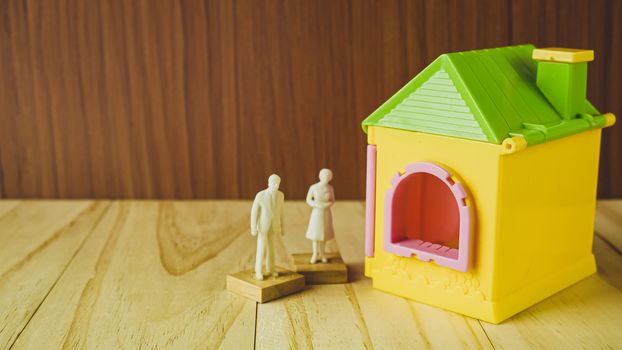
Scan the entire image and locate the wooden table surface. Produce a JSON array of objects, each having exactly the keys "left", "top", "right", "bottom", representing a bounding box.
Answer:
[{"left": 1, "top": 200, "right": 621, "bottom": 349}]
